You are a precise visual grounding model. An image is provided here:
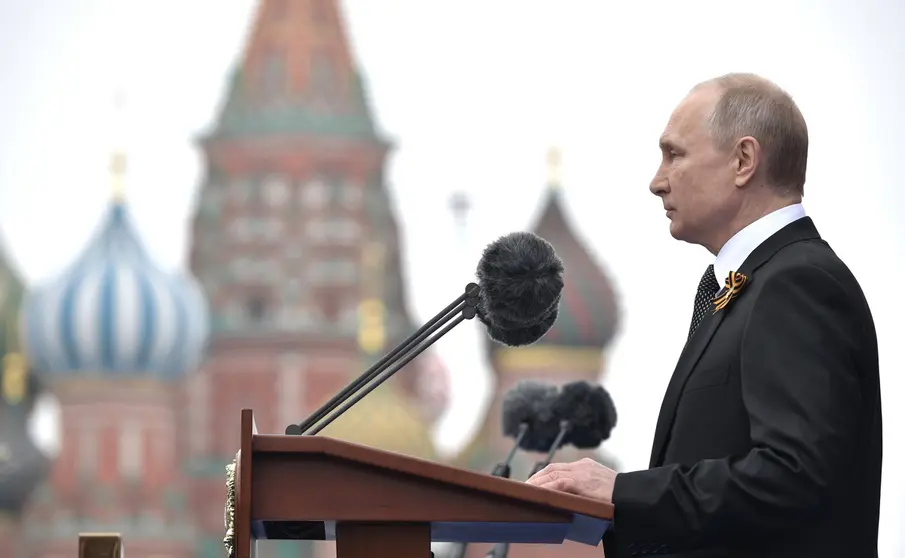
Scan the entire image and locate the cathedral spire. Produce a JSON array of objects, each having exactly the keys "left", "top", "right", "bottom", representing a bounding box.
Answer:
[
  {"left": 109, "top": 92, "right": 127, "bottom": 202},
  {"left": 547, "top": 146, "right": 563, "bottom": 190},
  {"left": 109, "top": 153, "right": 126, "bottom": 202}
]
